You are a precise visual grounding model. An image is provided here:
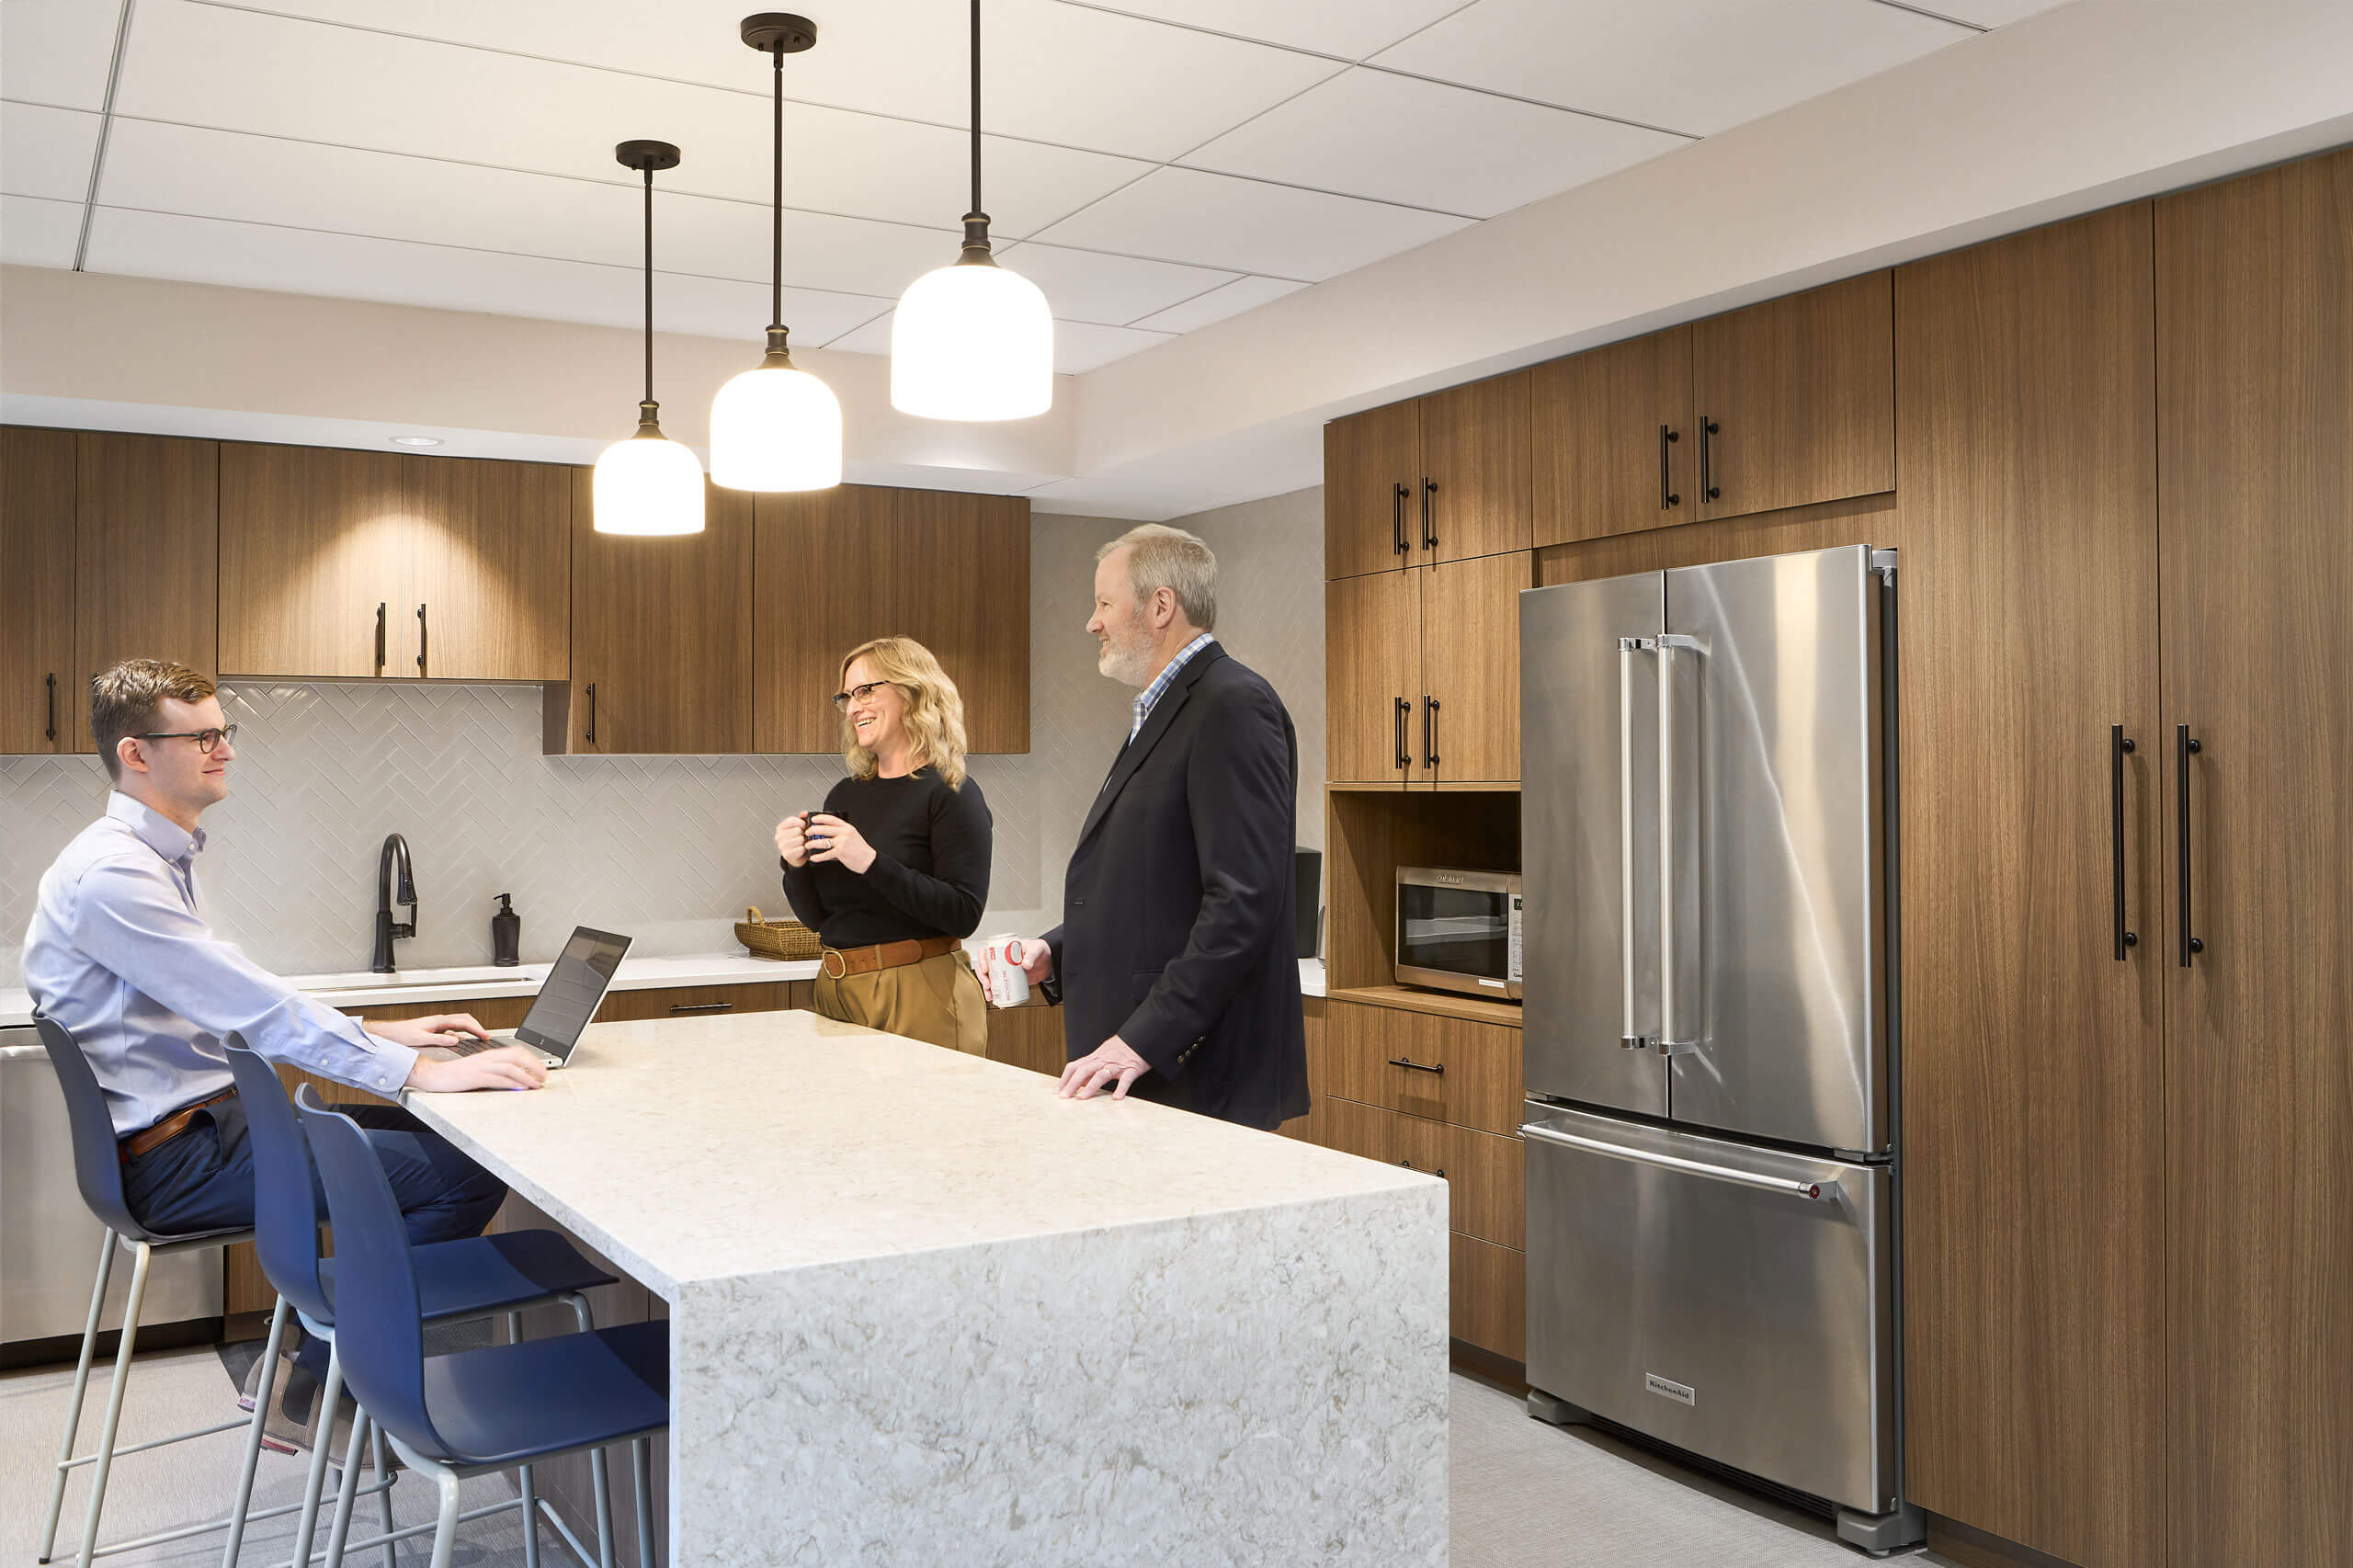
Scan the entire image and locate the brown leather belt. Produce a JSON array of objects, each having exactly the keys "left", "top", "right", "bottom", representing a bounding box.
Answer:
[
  {"left": 119, "top": 1088, "right": 238, "bottom": 1164},
  {"left": 820, "top": 936, "right": 959, "bottom": 980}
]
